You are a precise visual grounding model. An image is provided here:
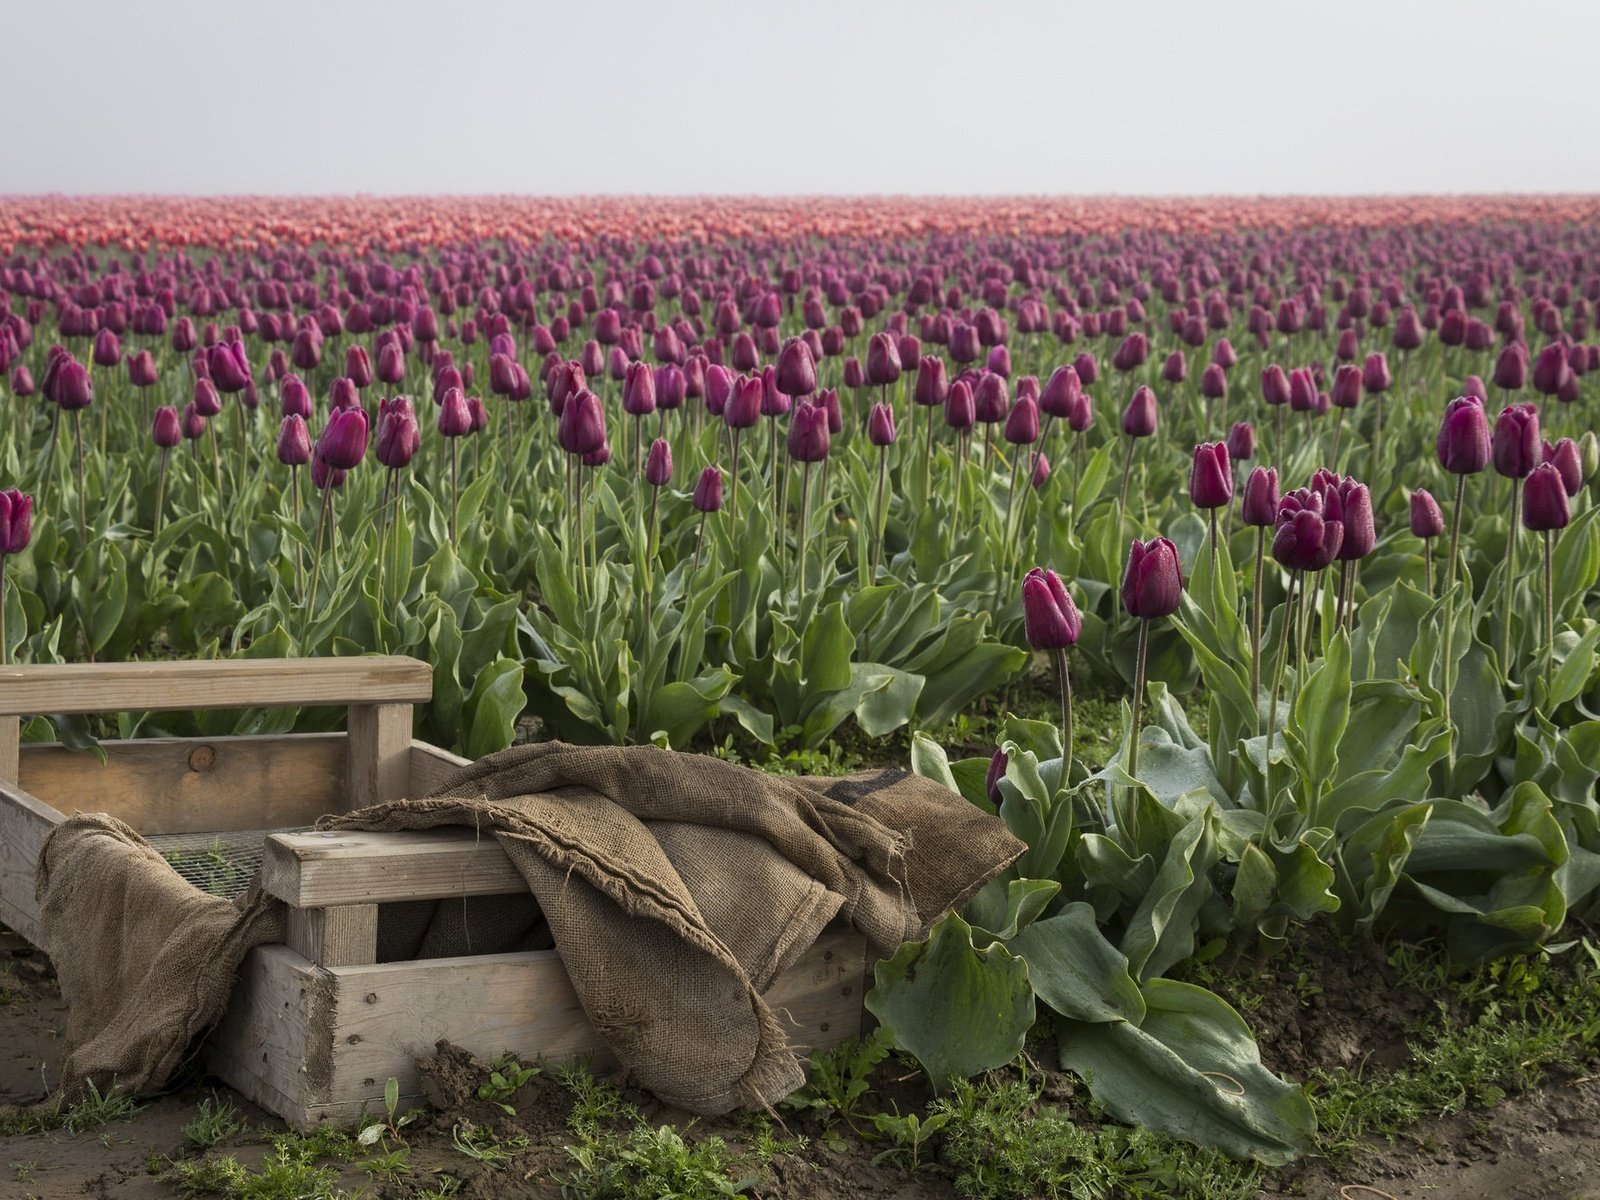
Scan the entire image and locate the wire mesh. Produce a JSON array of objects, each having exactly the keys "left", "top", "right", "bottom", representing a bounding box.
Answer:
[{"left": 149, "top": 828, "right": 312, "bottom": 900}]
